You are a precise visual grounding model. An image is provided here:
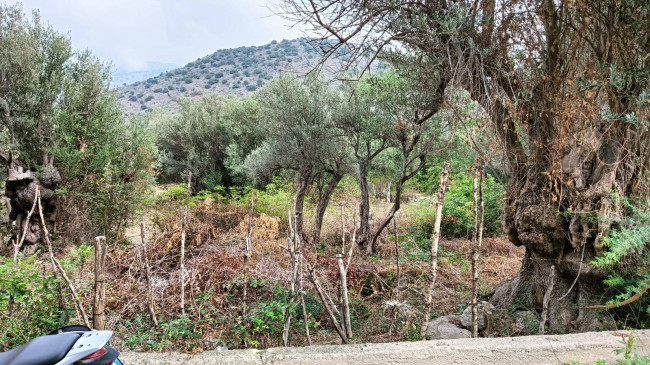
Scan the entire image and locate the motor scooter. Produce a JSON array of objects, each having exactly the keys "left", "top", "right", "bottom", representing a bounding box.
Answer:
[{"left": 0, "top": 325, "right": 121, "bottom": 365}]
